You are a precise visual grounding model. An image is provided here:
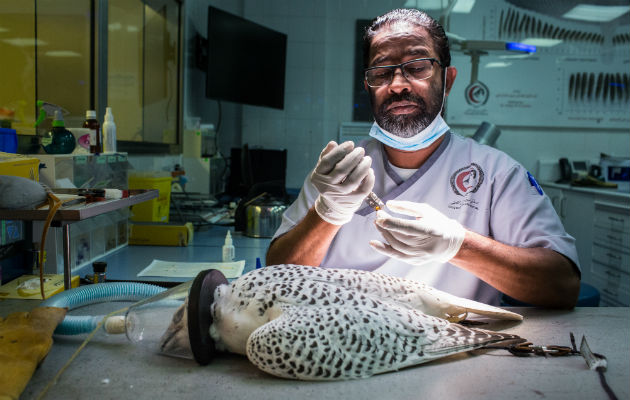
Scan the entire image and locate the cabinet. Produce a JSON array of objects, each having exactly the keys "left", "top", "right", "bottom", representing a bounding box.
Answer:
[{"left": 541, "top": 183, "right": 630, "bottom": 306}]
